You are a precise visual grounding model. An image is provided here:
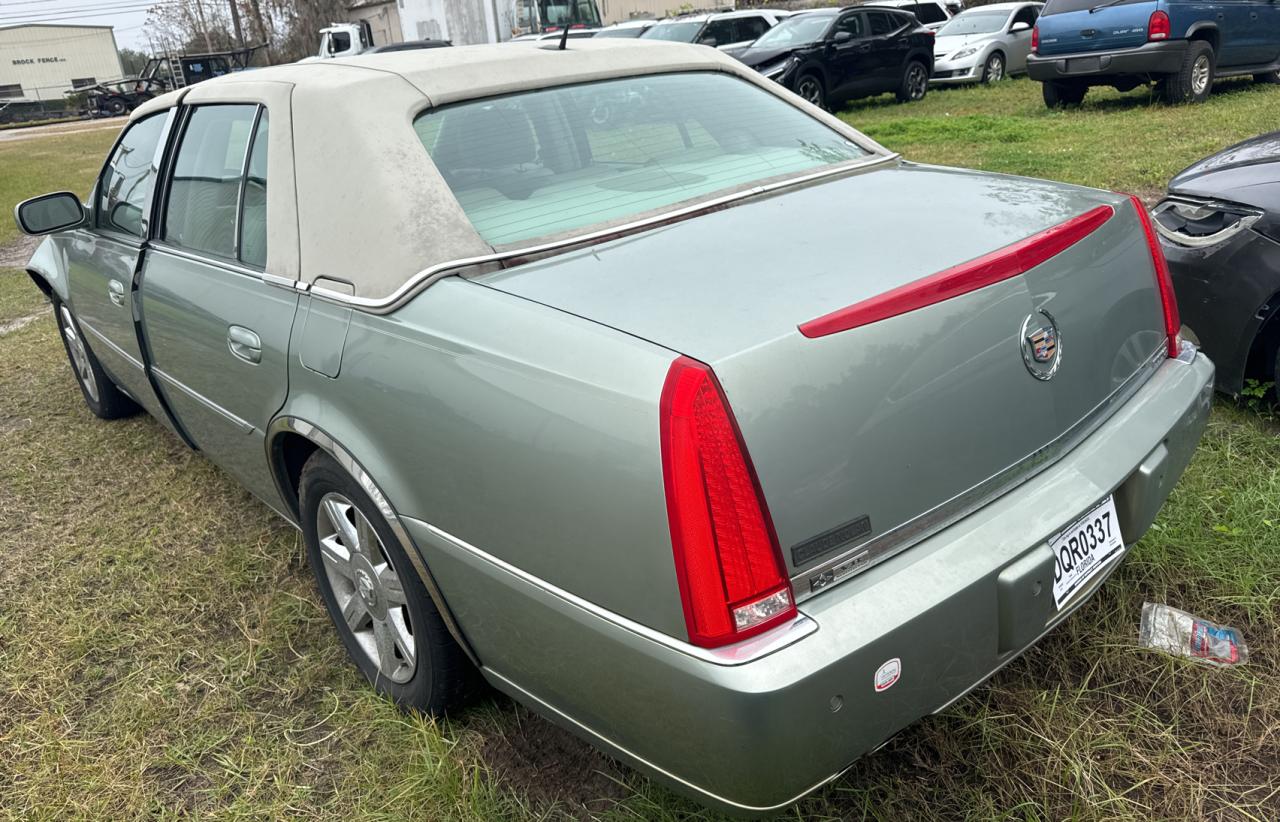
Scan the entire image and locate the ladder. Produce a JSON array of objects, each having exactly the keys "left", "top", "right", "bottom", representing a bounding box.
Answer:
[{"left": 165, "top": 51, "right": 186, "bottom": 89}]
